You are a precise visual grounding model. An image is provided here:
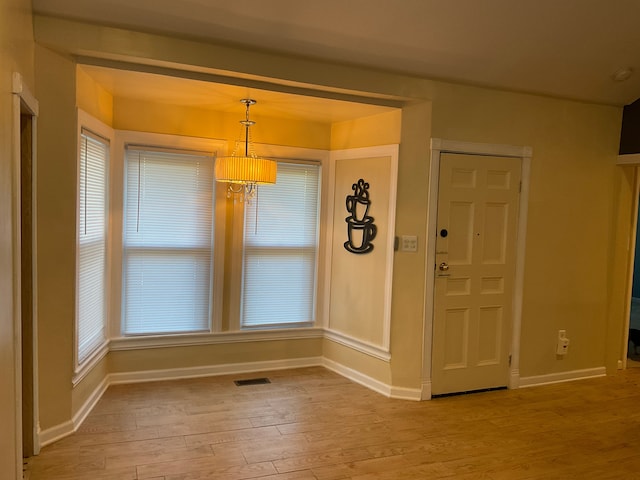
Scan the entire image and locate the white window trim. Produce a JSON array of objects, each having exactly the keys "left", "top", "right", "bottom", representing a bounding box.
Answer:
[
  {"left": 228, "top": 144, "right": 330, "bottom": 332},
  {"left": 111, "top": 130, "right": 227, "bottom": 339},
  {"left": 74, "top": 109, "right": 114, "bottom": 383},
  {"left": 109, "top": 326, "right": 324, "bottom": 350}
]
